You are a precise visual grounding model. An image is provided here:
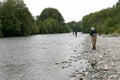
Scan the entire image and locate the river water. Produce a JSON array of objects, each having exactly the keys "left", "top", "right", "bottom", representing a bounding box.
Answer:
[{"left": 0, "top": 33, "right": 88, "bottom": 80}]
